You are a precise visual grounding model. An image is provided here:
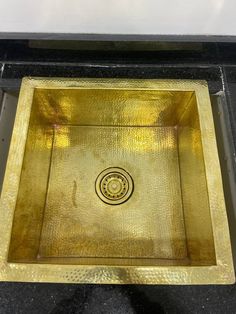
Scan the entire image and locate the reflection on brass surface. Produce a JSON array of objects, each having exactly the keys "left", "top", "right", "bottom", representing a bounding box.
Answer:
[{"left": 0, "top": 78, "right": 234, "bottom": 284}]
